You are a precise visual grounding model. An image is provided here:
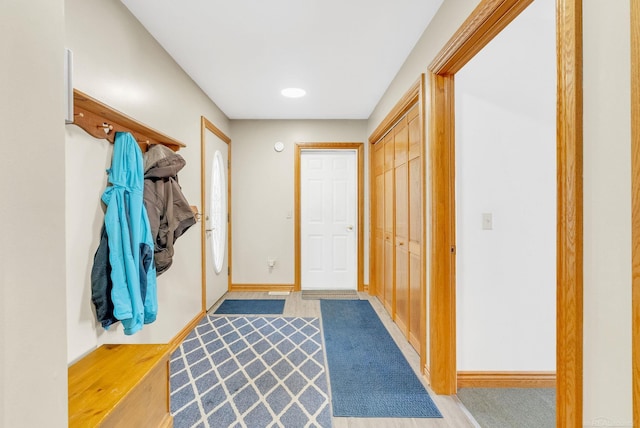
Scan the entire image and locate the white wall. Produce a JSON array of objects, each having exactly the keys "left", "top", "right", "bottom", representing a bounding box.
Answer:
[
  {"left": 583, "top": 0, "right": 632, "bottom": 425},
  {"left": 454, "top": 0, "right": 556, "bottom": 371},
  {"left": 0, "top": 0, "right": 68, "bottom": 426},
  {"left": 65, "top": 0, "right": 229, "bottom": 363},
  {"left": 230, "top": 120, "right": 368, "bottom": 285}
]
